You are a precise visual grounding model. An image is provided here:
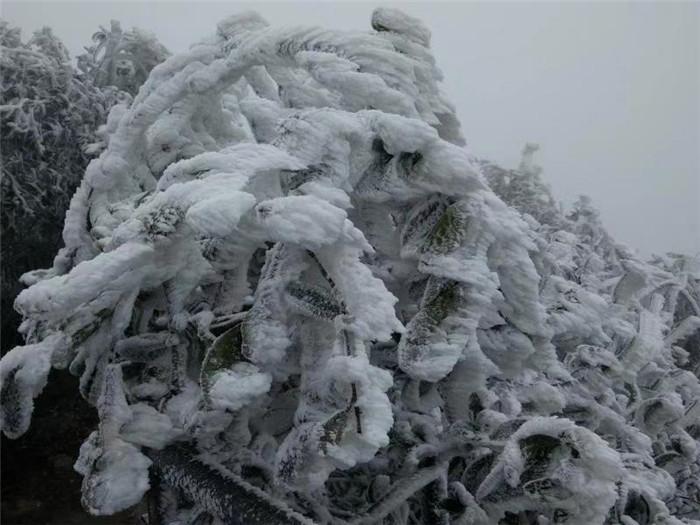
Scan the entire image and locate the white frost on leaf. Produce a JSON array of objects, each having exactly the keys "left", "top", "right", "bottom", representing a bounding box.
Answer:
[
  {"left": 75, "top": 433, "right": 152, "bottom": 516},
  {"left": 208, "top": 363, "right": 273, "bottom": 412},
  {"left": 0, "top": 334, "right": 68, "bottom": 438},
  {"left": 255, "top": 195, "right": 371, "bottom": 252}
]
